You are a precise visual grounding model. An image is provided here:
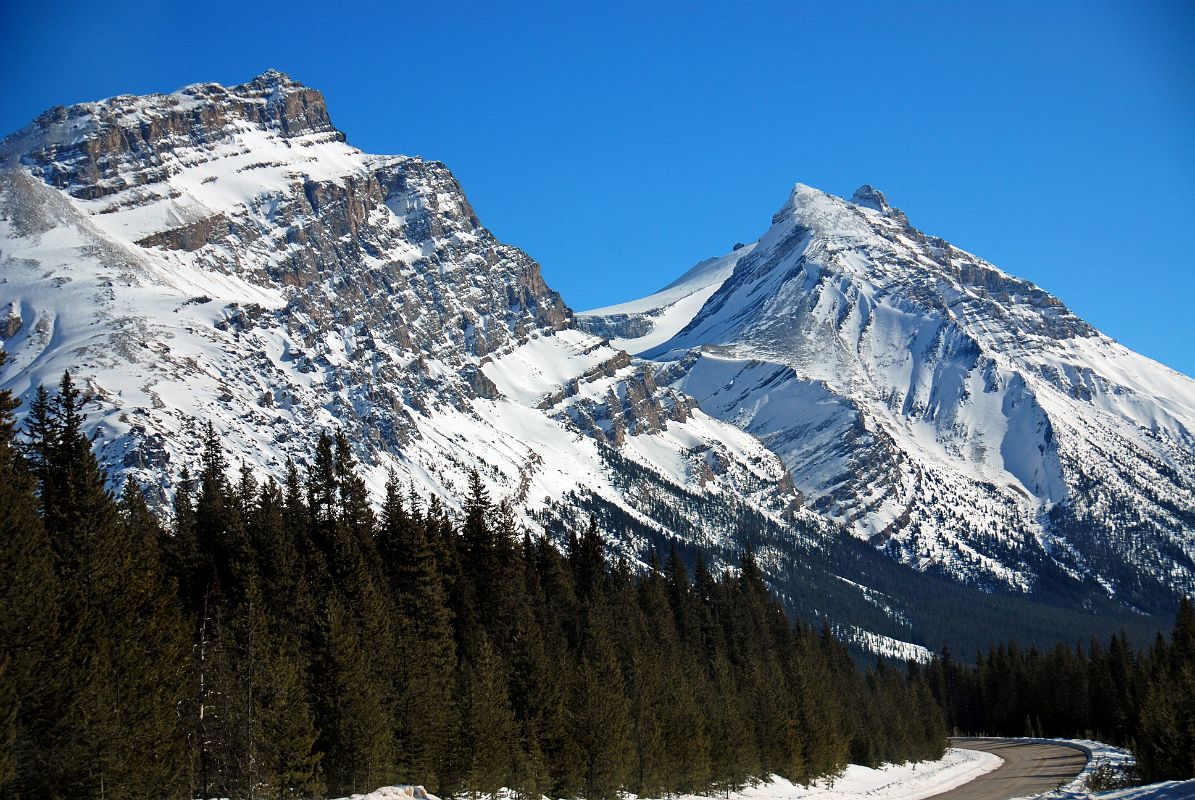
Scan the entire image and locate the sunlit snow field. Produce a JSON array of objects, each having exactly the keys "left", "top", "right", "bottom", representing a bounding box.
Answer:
[{"left": 334, "top": 748, "right": 1001, "bottom": 800}]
